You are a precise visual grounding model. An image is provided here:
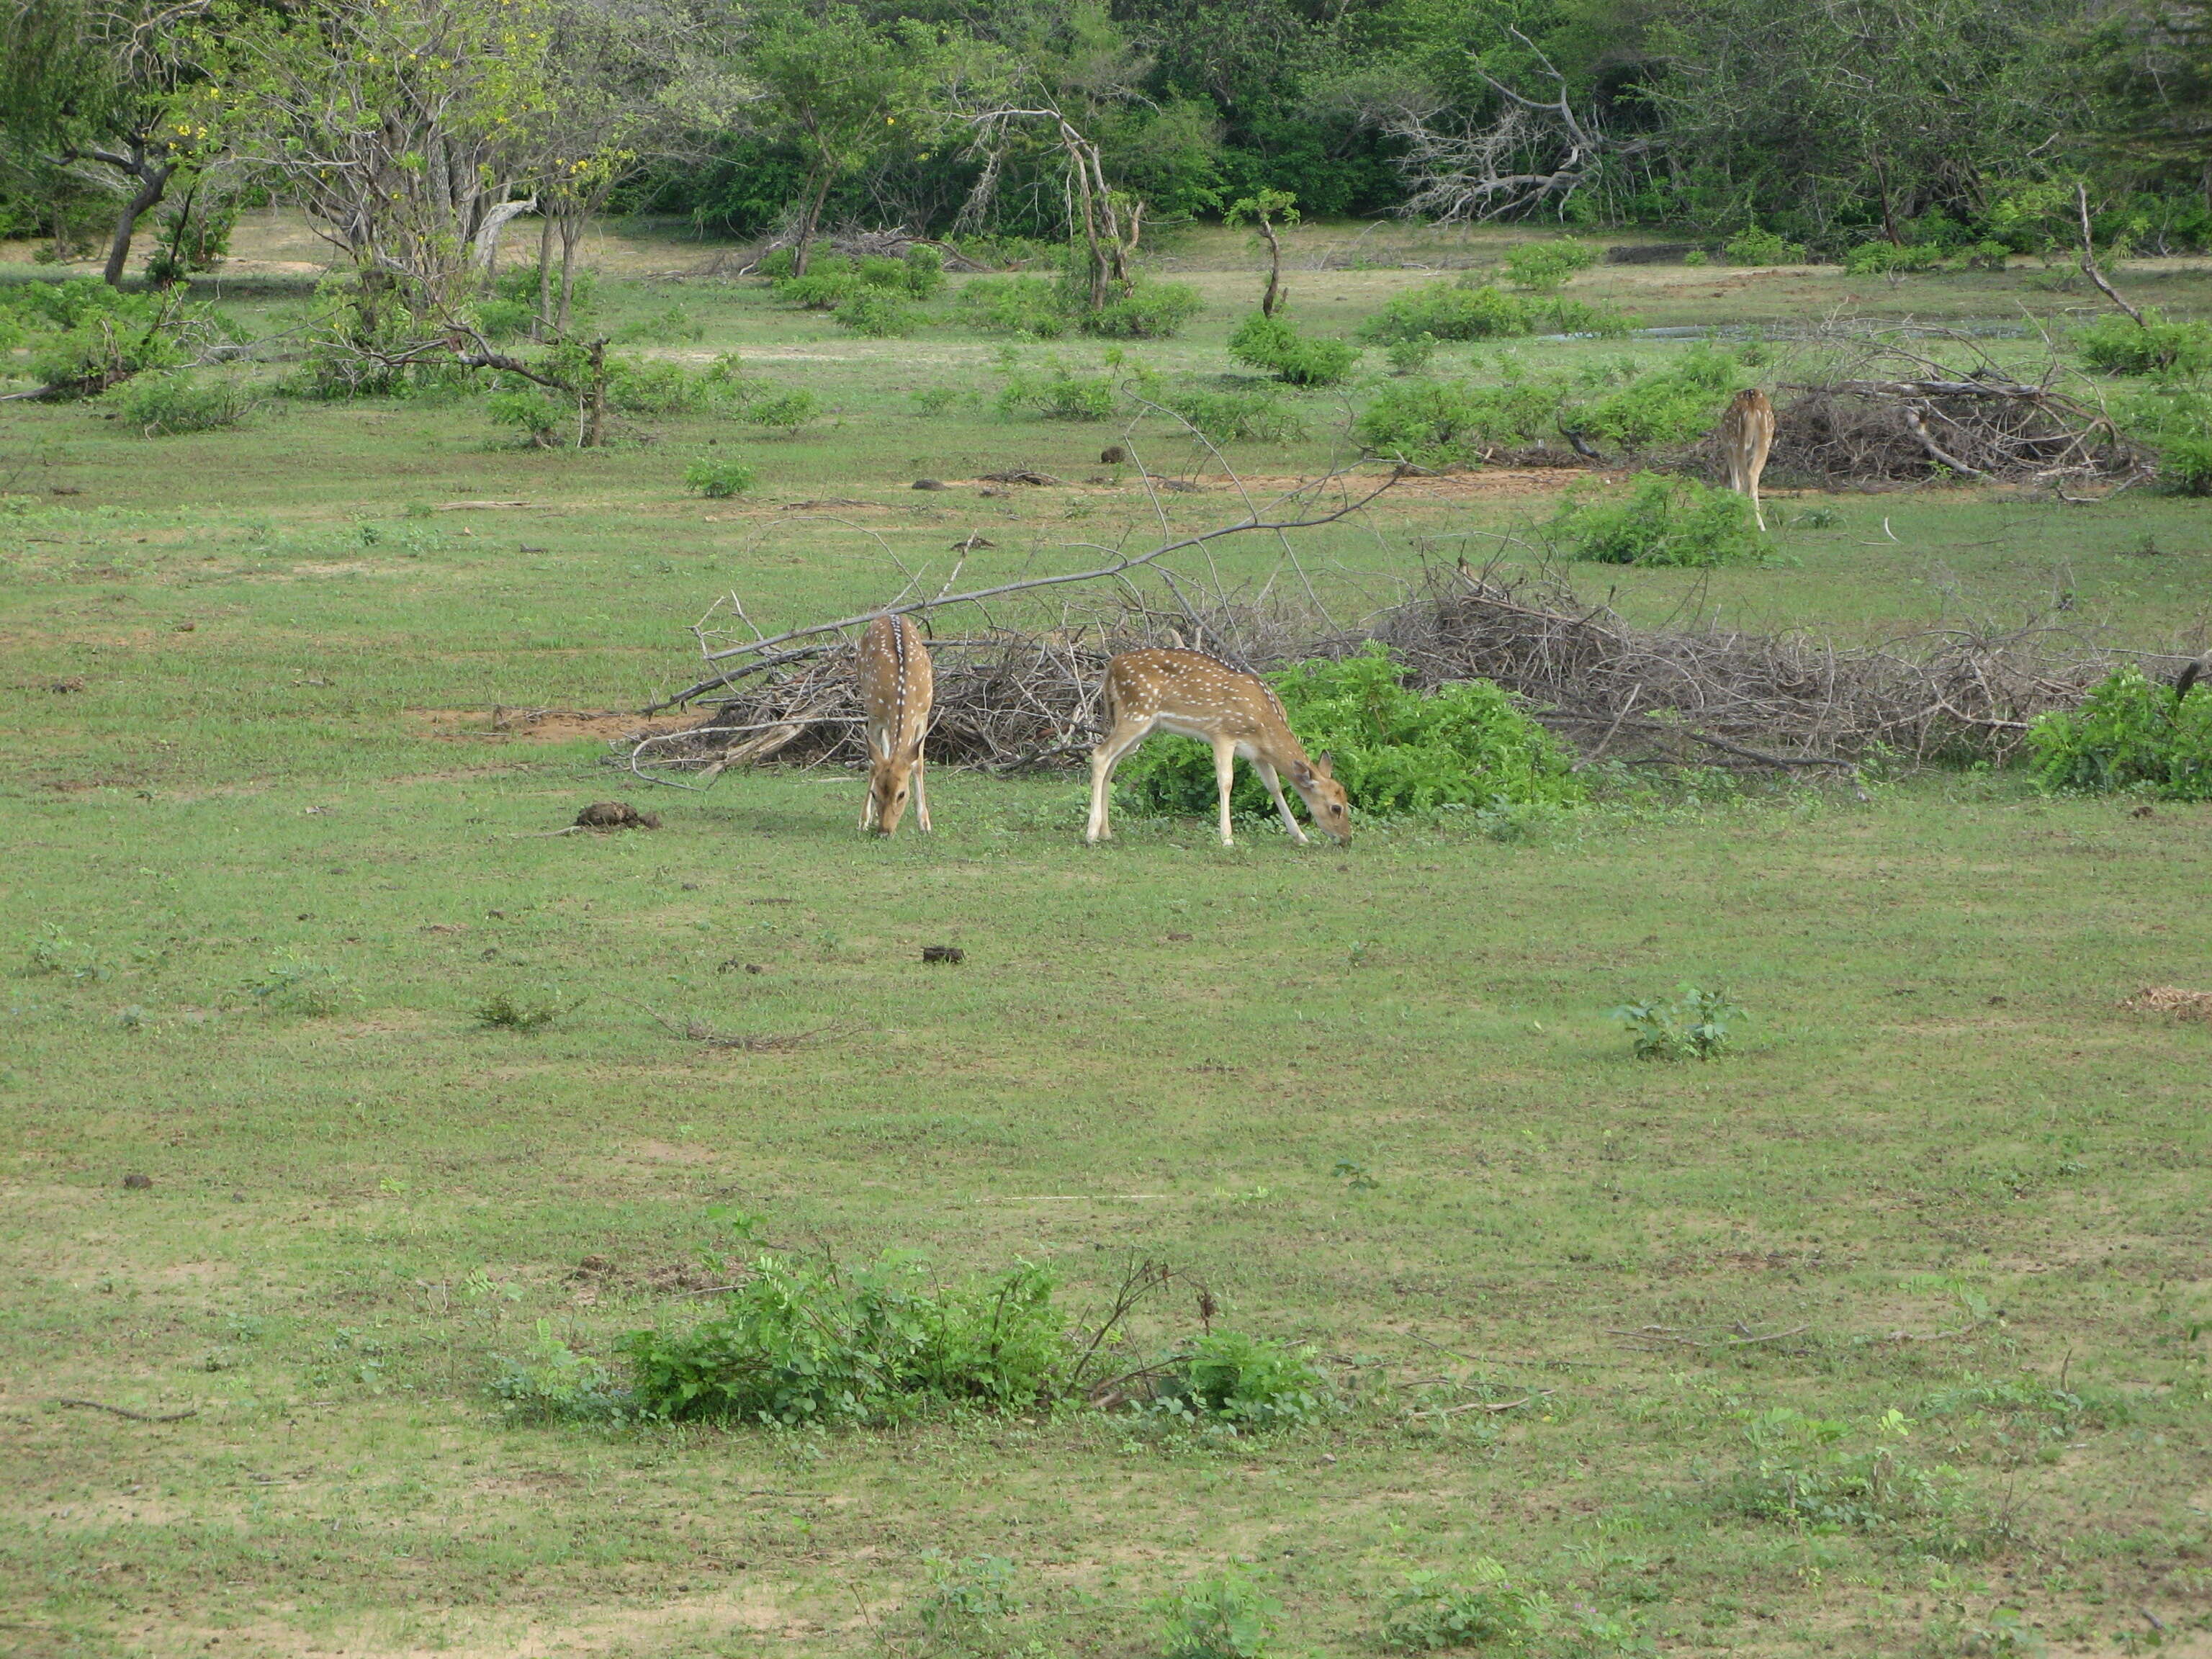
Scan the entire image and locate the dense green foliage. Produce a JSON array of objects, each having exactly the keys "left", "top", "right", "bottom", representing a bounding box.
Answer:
[
  {"left": 1153, "top": 1331, "right": 1331, "bottom": 1429},
  {"left": 1115, "top": 645, "right": 1585, "bottom": 822},
  {"left": 1547, "top": 472, "right": 1766, "bottom": 567},
  {"left": 1226, "top": 311, "right": 1361, "bottom": 385},
  {"left": 2028, "top": 666, "right": 2212, "bottom": 799}
]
